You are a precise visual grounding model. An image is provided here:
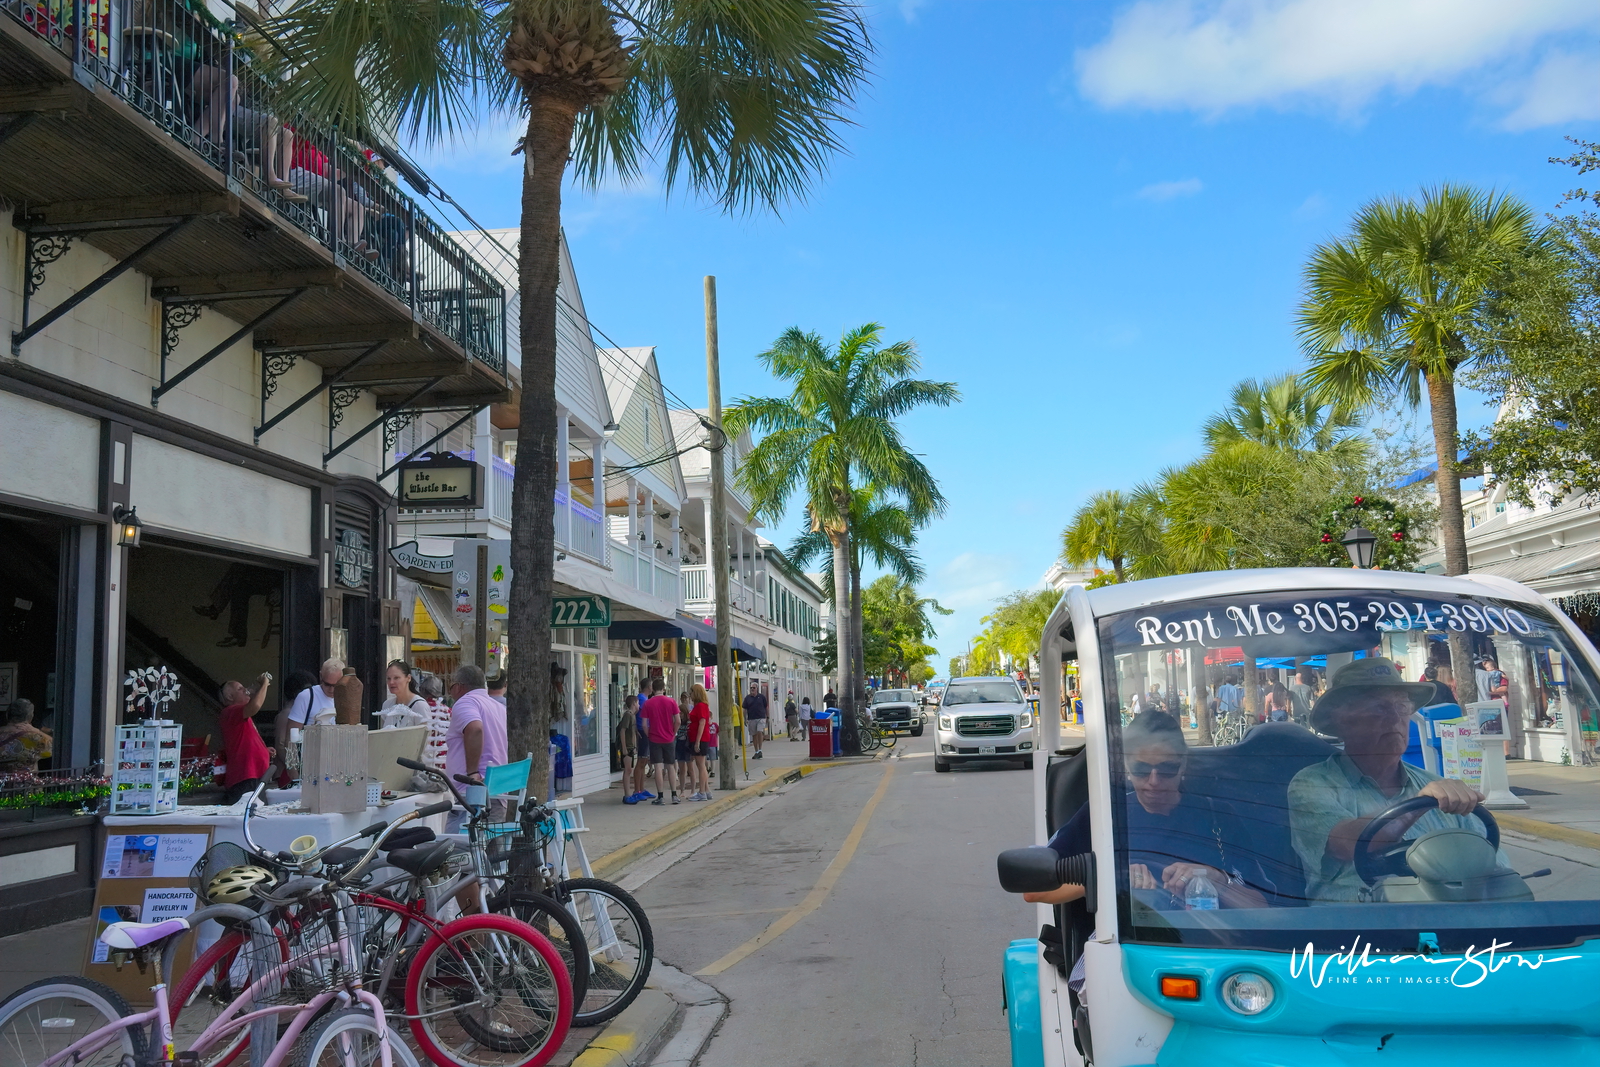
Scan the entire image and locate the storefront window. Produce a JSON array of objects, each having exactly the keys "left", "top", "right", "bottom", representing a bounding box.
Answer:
[{"left": 575, "top": 653, "right": 599, "bottom": 756}]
